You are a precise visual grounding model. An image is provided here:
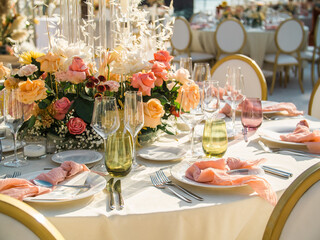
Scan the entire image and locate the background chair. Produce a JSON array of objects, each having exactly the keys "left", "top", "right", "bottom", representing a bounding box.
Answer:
[
  {"left": 0, "top": 194, "right": 65, "bottom": 240},
  {"left": 263, "top": 162, "right": 320, "bottom": 240},
  {"left": 308, "top": 78, "right": 320, "bottom": 119},
  {"left": 301, "top": 15, "right": 320, "bottom": 86},
  {"left": 264, "top": 18, "right": 304, "bottom": 94},
  {"left": 214, "top": 18, "right": 247, "bottom": 61},
  {"left": 170, "top": 16, "right": 214, "bottom": 64},
  {"left": 210, "top": 54, "right": 268, "bottom": 100}
]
